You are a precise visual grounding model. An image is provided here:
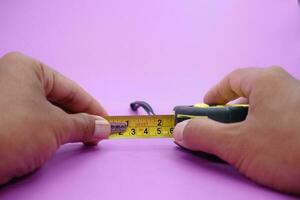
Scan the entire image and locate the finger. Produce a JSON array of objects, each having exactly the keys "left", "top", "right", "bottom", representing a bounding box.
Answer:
[
  {"left": 57, "top": 113, "right": 111, "bottom": 145},
  {"left": 232, "top": 97, "right": 249, "bottom": 104},
  {"left": 40, "top": 62, "right": 107, "bottom": 116},
  {"left": 203, "top": 68, "right": 262, "bottom": 105},
  {"left": 173, "top": 118, "right": 243, "bottom": 161},
  {"left": 1, "top": 52, "right": 107, "bottom": 116}
]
